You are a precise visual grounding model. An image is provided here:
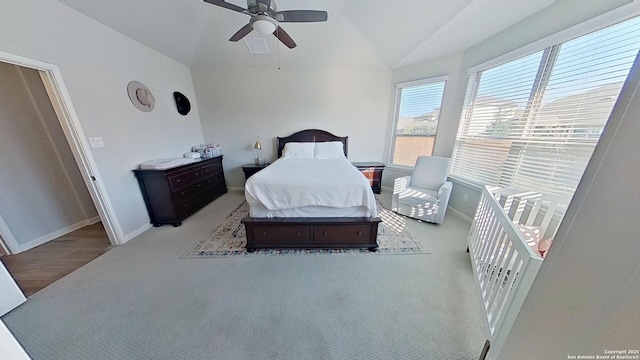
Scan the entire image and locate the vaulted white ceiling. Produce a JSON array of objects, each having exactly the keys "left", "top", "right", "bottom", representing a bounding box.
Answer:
[{"left": 58, "top": 0, "right": 556, "bottom": 69}]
